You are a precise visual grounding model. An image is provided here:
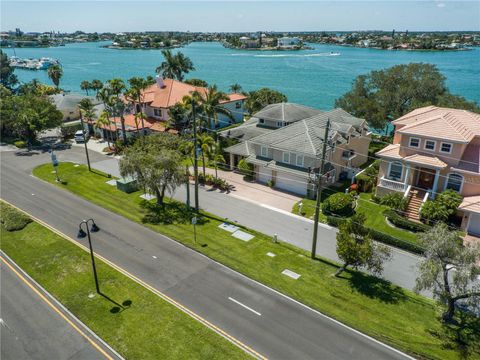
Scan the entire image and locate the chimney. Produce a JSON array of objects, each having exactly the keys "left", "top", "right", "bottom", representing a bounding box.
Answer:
[{"left": 156, "top": 75, "right": 166, "bottom": 89}]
